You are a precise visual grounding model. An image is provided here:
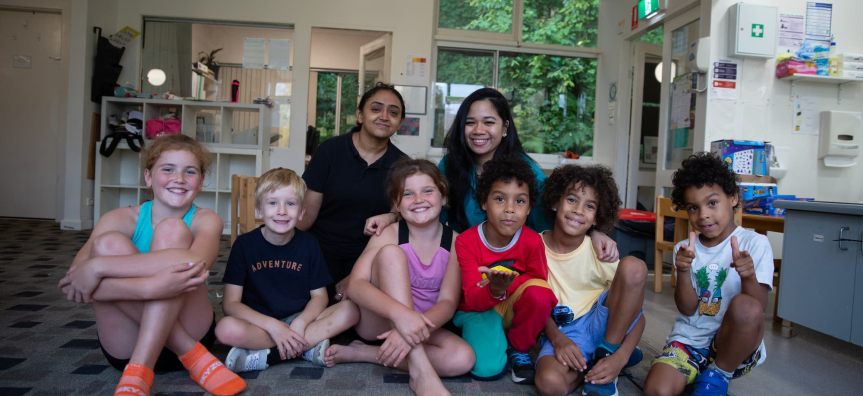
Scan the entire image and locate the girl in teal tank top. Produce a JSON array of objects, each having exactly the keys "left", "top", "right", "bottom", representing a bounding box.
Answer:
[{"left": 59, "top": 135, "right": 246, "bottom": 395}]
